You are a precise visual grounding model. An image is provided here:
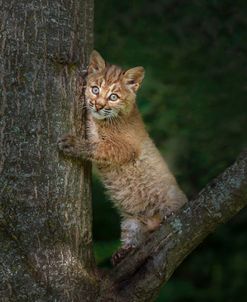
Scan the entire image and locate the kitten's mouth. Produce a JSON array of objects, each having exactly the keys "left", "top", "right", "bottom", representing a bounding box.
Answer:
[
  {"left": 91, "top": 109, "right": 108, "bottom": 120},
  {"left": 89, "top": 106, "right": 119, "bottom": 120}
]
